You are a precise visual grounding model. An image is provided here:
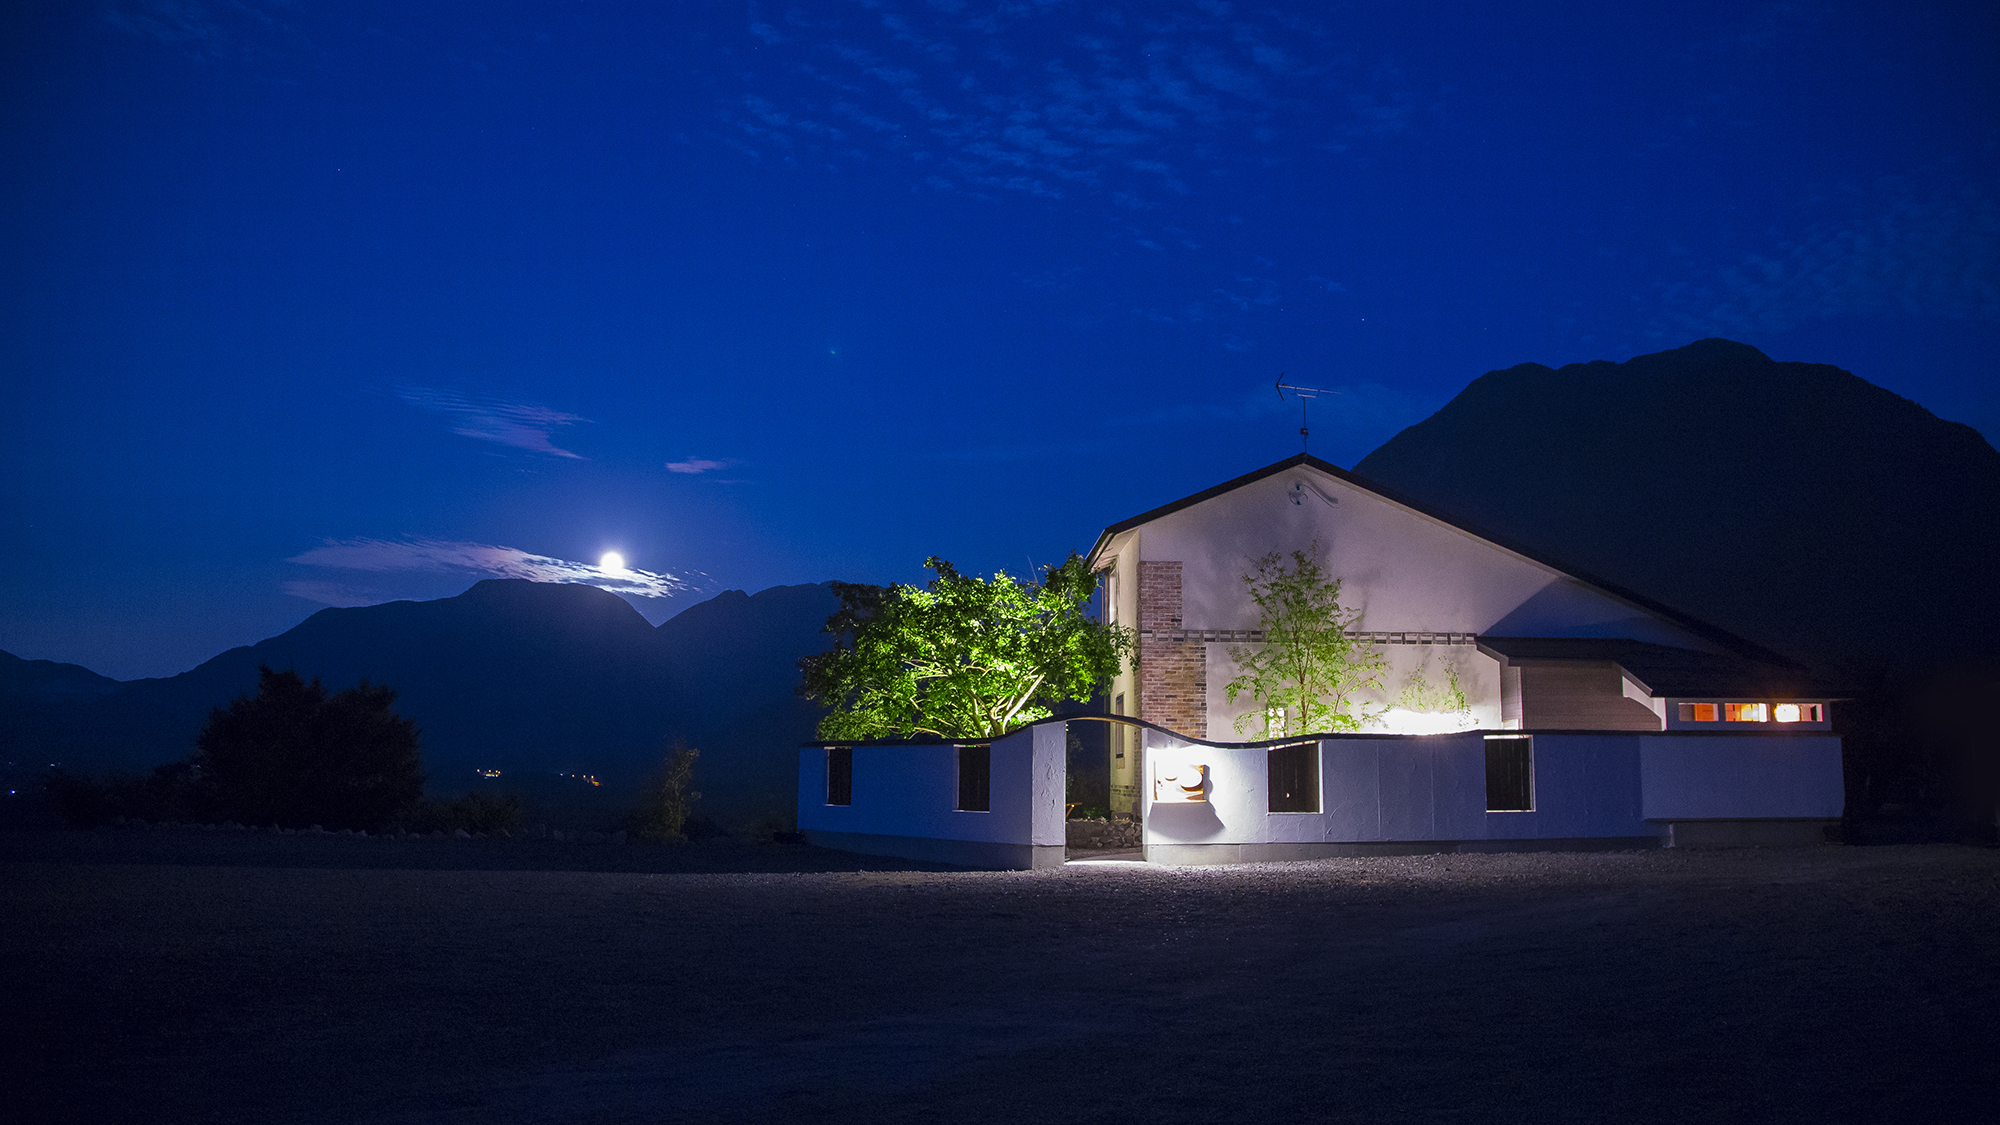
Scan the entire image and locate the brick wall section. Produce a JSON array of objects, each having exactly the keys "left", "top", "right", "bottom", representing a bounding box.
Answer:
[{"left": 1138, "top": 561, "right": 1207, "bottom": 738}]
